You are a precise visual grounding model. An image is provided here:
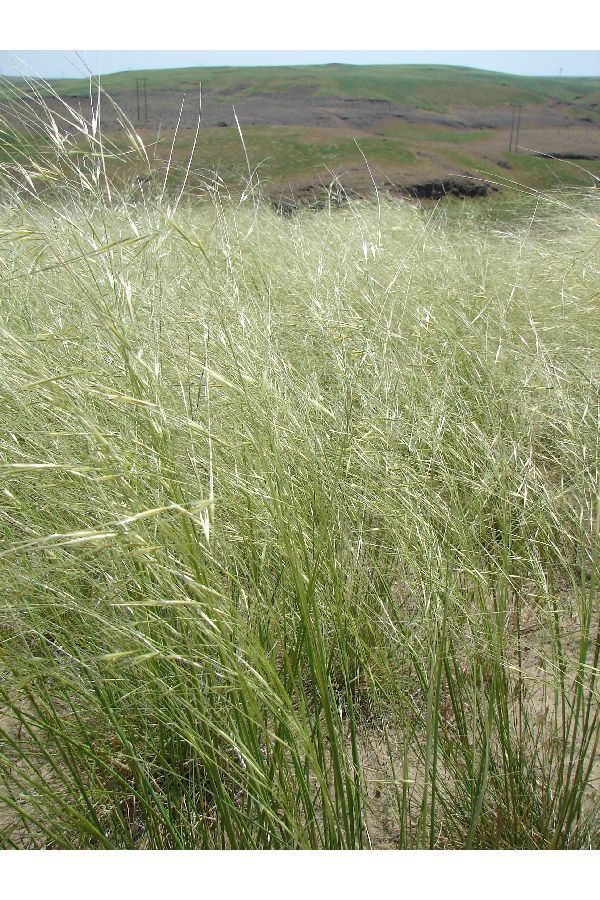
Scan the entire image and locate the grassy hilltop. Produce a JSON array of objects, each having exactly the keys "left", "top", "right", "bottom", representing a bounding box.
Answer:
[{"left": 30, "top": 63, "right": 600, "bottom": 107}]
